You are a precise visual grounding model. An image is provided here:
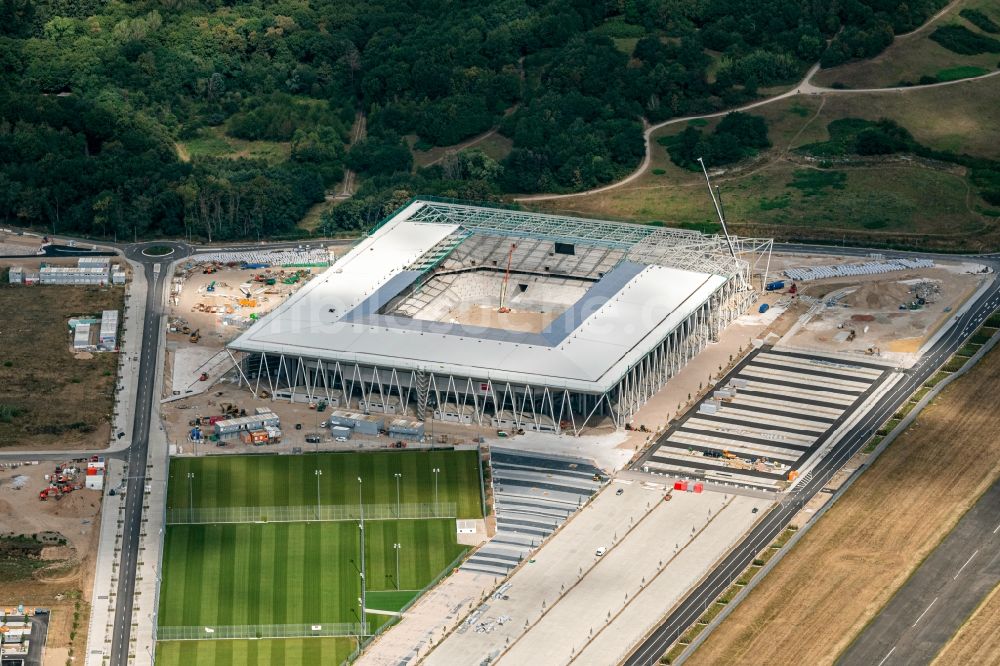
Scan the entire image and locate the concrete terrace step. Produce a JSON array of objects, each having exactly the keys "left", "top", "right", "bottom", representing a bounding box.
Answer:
[{"left": 490, "top": 461, "right": 601, "bottom": 482}]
